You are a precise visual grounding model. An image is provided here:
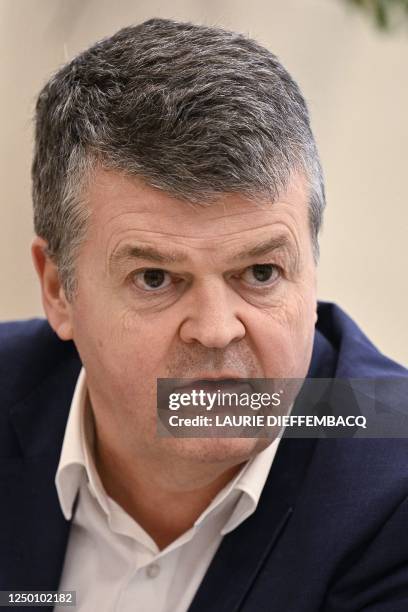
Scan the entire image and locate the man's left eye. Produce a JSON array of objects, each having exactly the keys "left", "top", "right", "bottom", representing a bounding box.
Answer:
[
  {"left": 132, "top": 268, "right": 172, "bottom": 291},
  {"left": 241, "top": 264, "right": 281, "bottom": 286}
]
